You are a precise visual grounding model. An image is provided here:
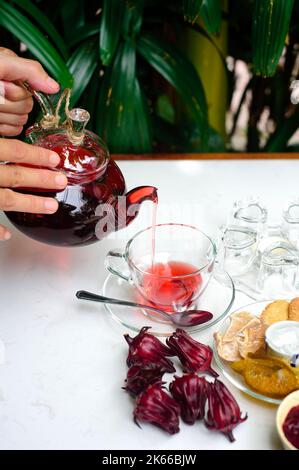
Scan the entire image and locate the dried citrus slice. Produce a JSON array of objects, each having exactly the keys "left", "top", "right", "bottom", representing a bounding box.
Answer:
[
  {"left": 244, "top": 357, "right": 299, "bottom": 397},
  {"left": 230, "top": 360, "right": 246, "bottom": 374}
]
